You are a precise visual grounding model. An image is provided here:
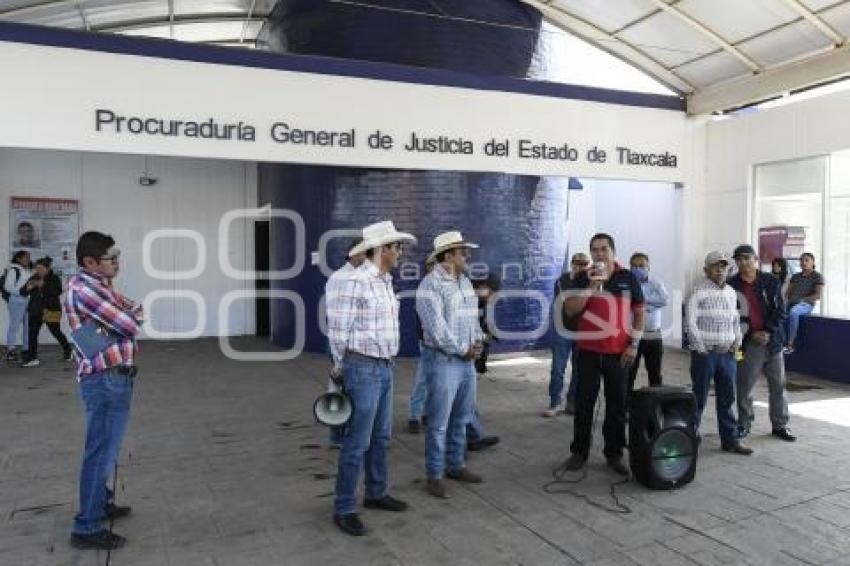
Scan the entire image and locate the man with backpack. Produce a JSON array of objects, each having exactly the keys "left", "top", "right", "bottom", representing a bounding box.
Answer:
[{"left": 3, "top": 251, "right": 33, "bottom": 362}]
